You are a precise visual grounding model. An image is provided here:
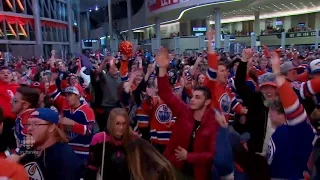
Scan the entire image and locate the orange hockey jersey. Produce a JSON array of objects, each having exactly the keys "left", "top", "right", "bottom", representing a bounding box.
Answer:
[
  {"left": 140, "top": 96, "right": 175, "bottom": 145},
  {"left": 206, "top": 53, "right": 244, "bottom": 121}
]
